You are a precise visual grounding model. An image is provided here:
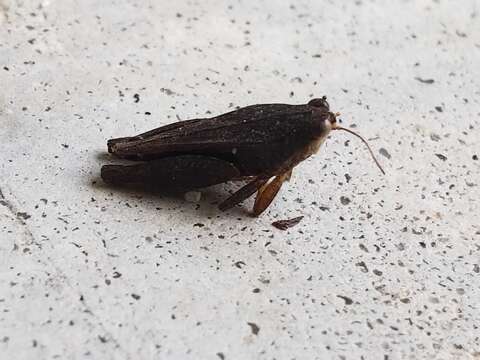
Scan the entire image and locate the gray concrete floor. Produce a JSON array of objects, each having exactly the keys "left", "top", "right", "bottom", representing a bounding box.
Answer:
[{"left": 1, "top": 0, "right": 479, "bottom": 359}]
